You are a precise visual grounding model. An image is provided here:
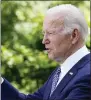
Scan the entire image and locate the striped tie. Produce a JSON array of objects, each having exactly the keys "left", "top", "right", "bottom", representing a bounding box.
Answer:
[{"left": 50, "top": 67, "right": 61, "bottom": 96}]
